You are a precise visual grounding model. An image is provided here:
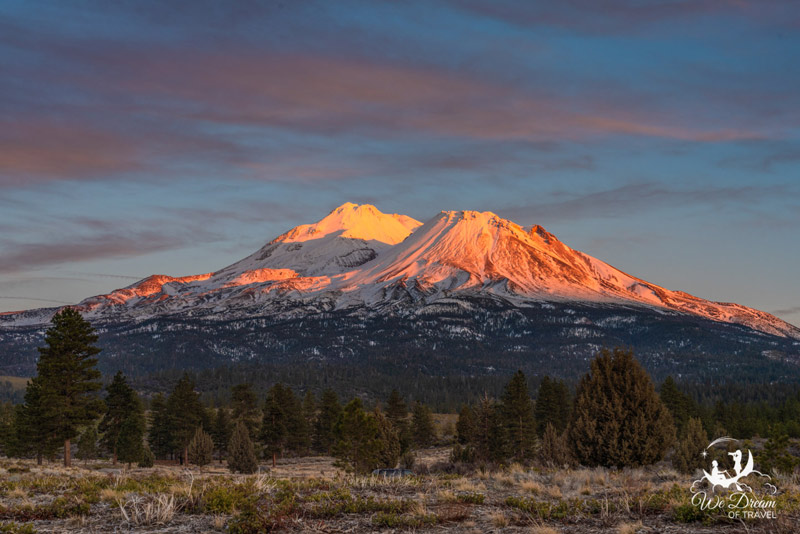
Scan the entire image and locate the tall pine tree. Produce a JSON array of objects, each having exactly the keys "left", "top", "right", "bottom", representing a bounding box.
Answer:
[
  {"left": 313, "top": 389, "right": 341, "bottom": 454},
  {"left": 231, "top": 384, "right": 260, "bottom": 440},
  {"left": 166, "top": 374, "right": 204, "bottom": 465},
  {"left": 36, "top": 308, "right": 103, "bottom": 467},
  {"left": 501, "top": 371, "right": 537, "bottom": 461},
  {"left": 147, "top": 393, "right": 173, "bottom": 459},
  {"left": 99, "top": 371, "right": 138, "bottom": 465}
]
